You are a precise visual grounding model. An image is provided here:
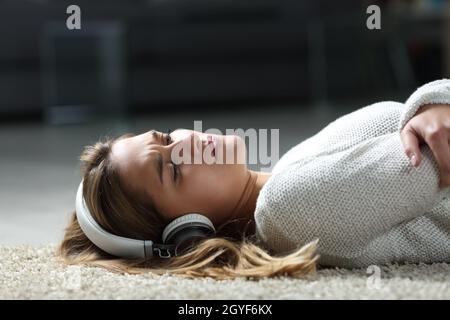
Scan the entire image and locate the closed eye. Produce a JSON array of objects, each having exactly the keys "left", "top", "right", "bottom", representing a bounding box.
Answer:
[
  {"left": 171, "top": 162, "right": 177, "bottom": 181},
  {"left": 164, "top": 129, "right": 180, "bottom": 183}
]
